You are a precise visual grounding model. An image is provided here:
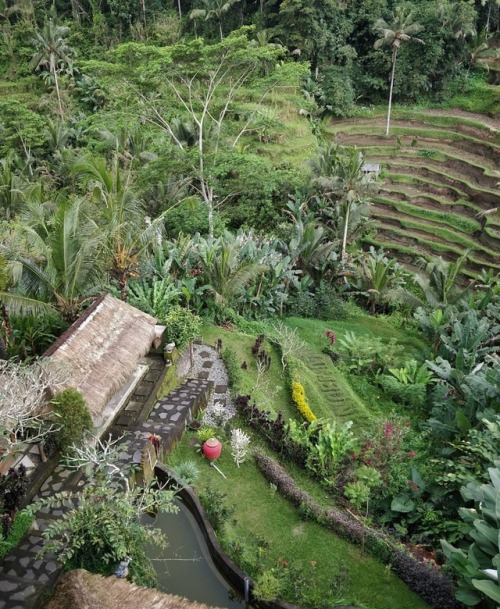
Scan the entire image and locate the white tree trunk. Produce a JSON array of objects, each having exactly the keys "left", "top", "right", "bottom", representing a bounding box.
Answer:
[{"left": 386, "top": 47, "right": 398, "bottom": 137}]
